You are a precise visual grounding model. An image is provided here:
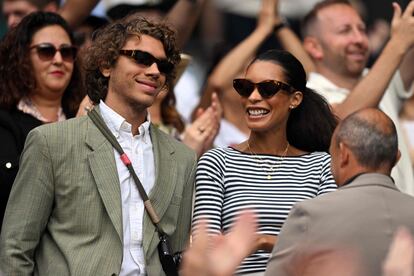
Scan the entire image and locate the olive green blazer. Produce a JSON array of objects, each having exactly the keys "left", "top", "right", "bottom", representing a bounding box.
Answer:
[{"left": 0, "top": 109, "right": 197, "bottom": 276}]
